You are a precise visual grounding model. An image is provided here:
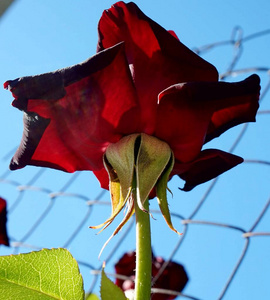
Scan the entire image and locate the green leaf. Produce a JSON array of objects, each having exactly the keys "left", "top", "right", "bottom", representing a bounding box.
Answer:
[
  {"left": 100, "top": 268, "right": 127, "bottom": 300},
  {"left": 0, "top": 248, "right": 84, "bottom": 300}
]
